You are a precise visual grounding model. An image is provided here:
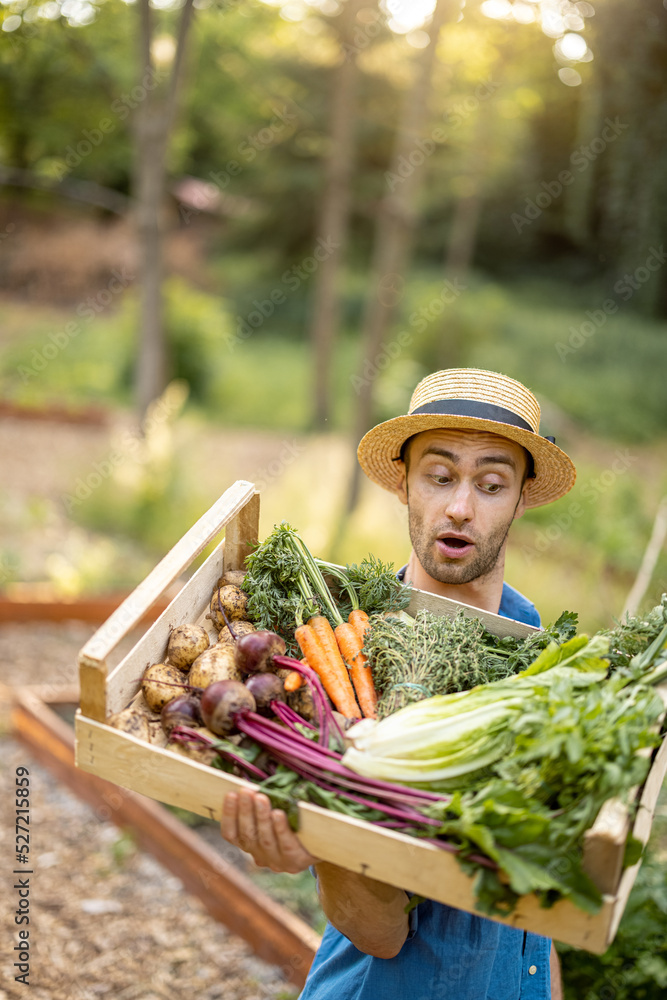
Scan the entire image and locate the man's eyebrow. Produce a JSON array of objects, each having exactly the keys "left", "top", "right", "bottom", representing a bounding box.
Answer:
[
  {"left": 418, "top": 447, "right": 517, "bottom": 470},
  {"left": 475, "top": 454, "right": 517, "bottom": 470},
  {"left": 419, "top": 446, "right": 459, "bottom": 463}
]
